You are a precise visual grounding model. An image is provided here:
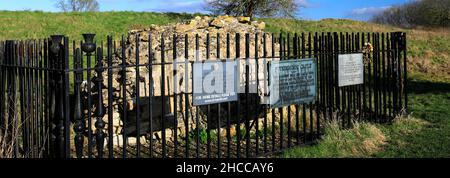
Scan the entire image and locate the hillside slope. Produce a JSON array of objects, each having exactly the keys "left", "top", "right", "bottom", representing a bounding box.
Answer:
[
  {"left": 0, "top": 11, "right": 449, "bottom": 158},
  {"left": 0, "top": 11, "right": 448, "bottom": 80}
]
